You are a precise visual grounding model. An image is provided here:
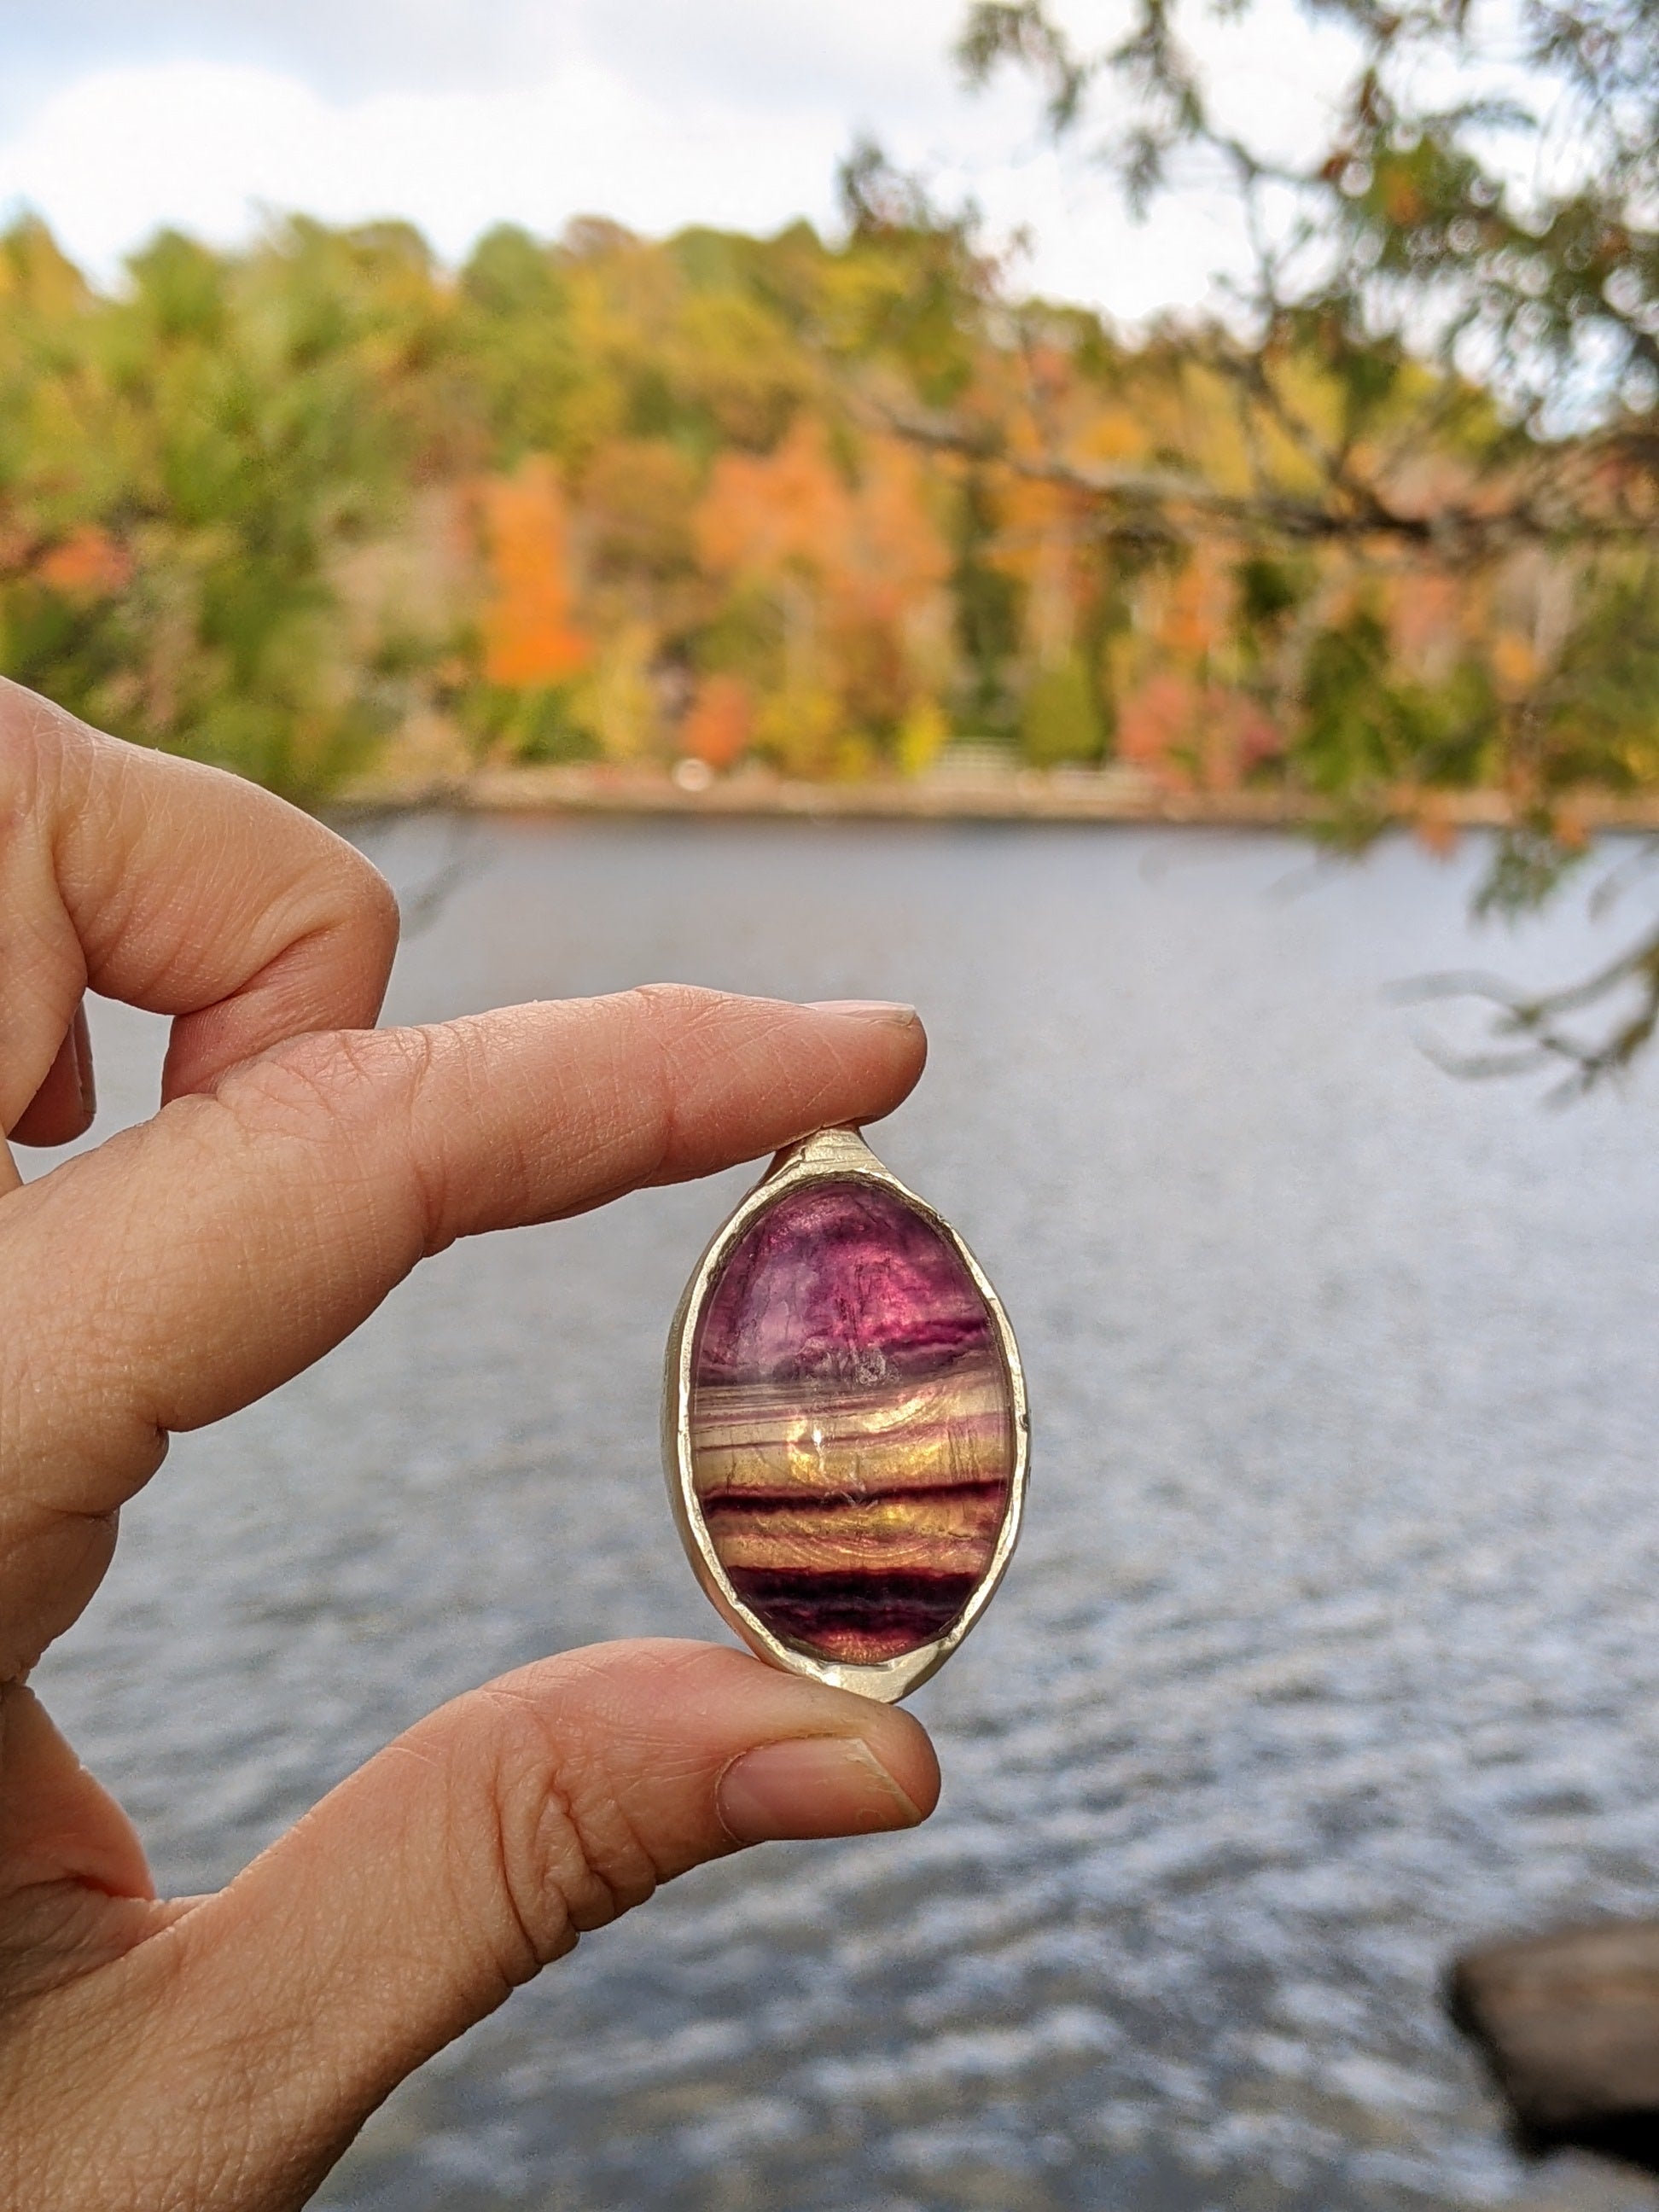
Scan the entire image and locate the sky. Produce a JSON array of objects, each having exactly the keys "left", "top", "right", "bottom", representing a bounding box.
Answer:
[{"left": 0, "top": 1, "right": 1358, "bottom": 323}]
